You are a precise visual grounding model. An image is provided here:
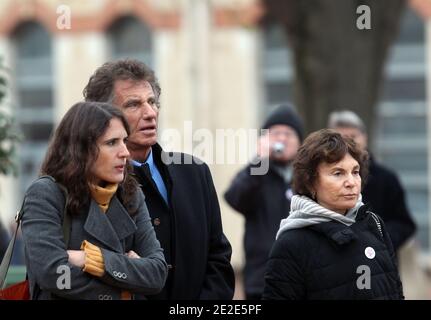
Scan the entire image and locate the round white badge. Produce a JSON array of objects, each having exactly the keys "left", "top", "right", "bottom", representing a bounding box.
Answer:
[
  {"left": 365, "top": 247, "right": 376, "bottom": 259},
  {"left": 285, "top": 188, "right": 293, "bottom": 200}
]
